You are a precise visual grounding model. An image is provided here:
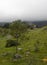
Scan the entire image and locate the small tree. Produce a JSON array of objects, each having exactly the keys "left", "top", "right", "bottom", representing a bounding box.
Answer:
[
  {"left": 5, "top": 20, "right": 28, "bottom": 53},
  {"left": 10, "top": 20, "right": 28, "bottom": 36},
  {"left": 9, "top": 20, "right": 28, "bottom": 42}
]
